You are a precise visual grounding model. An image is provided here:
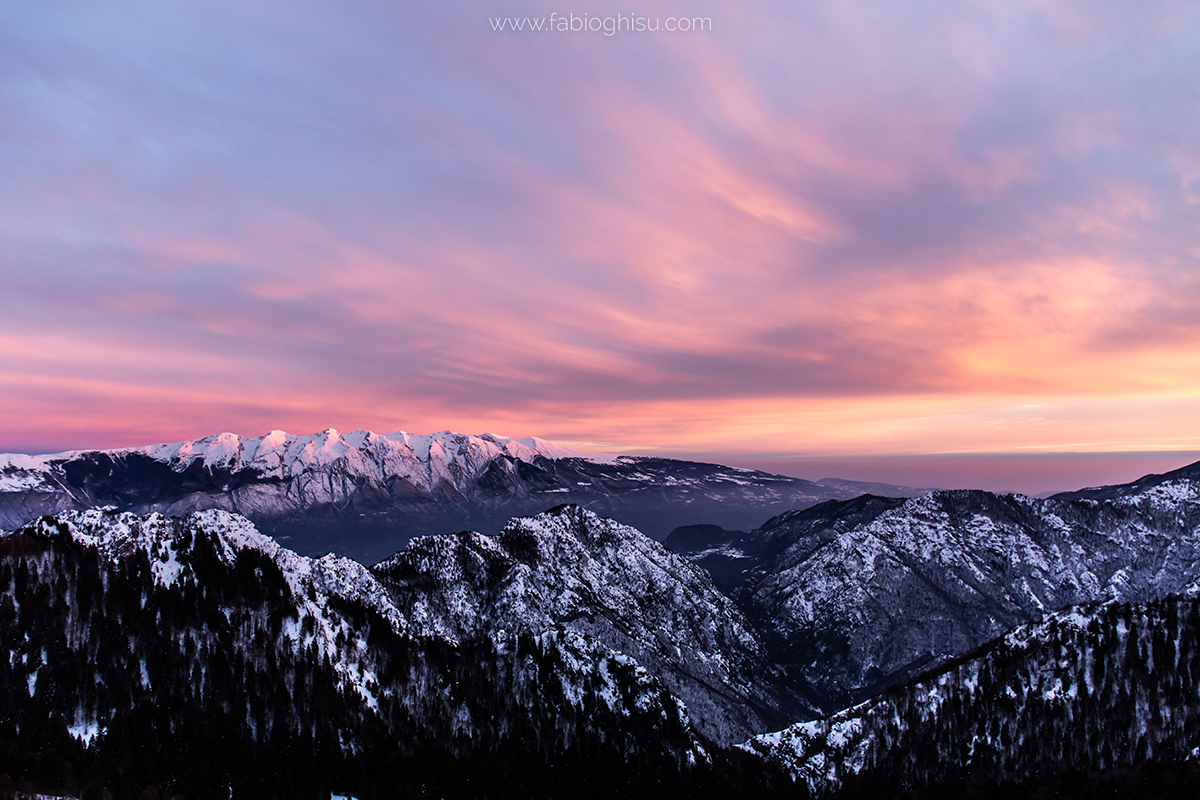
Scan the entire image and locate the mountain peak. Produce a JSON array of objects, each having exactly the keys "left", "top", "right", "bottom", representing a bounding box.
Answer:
[{"left": 0, "top": 428, "right": 927, "bottom": 563}]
